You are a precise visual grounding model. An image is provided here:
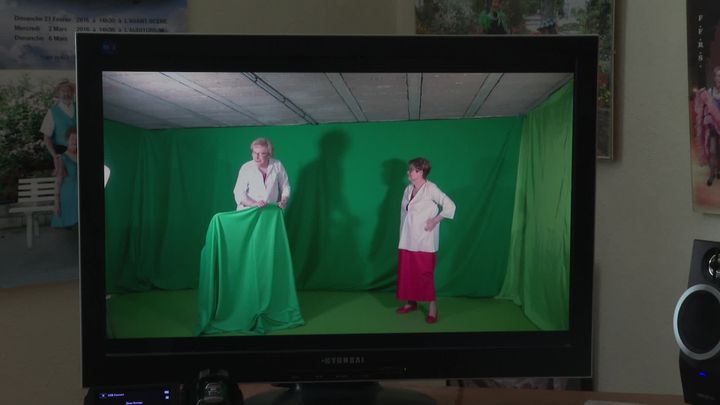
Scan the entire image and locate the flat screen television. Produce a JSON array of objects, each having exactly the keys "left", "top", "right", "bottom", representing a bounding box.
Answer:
[{"left": 77, "top": 33, "right": 597, "bottom": 400}]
